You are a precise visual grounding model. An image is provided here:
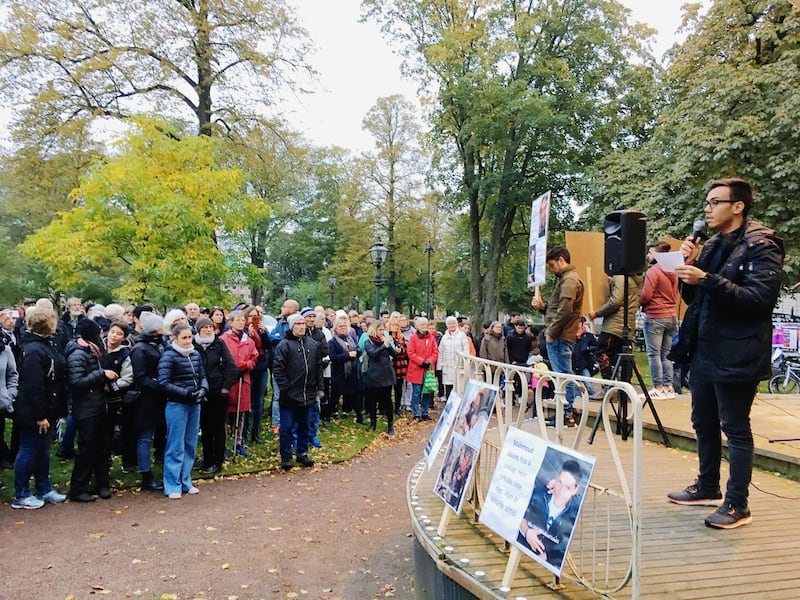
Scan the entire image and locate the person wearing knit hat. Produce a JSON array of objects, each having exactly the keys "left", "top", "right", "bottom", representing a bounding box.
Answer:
[
  {"left": 272, "top": 307, "right": 323, "bottom": 470},
  {"left": 65, "top": 314, "right": 118, "bottom": 502},
  {"left": 139, "top": 312, "right": 164, "bottom": 336},
  {"left": 300, "top": 307, "right": 315, "bottom": 318},
  {"left": 194, "top": 317, "right": 213, "bottom": 332}
]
